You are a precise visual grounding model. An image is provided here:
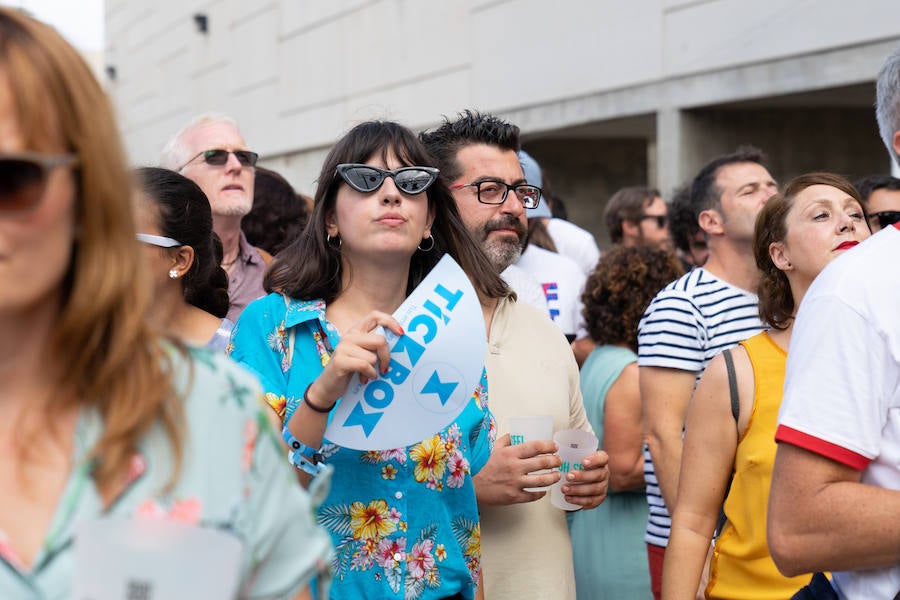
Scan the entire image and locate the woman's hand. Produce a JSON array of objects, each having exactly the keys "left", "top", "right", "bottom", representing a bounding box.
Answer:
[{"left": 308, "top": 311, "right": 405, "bottom": 409}]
